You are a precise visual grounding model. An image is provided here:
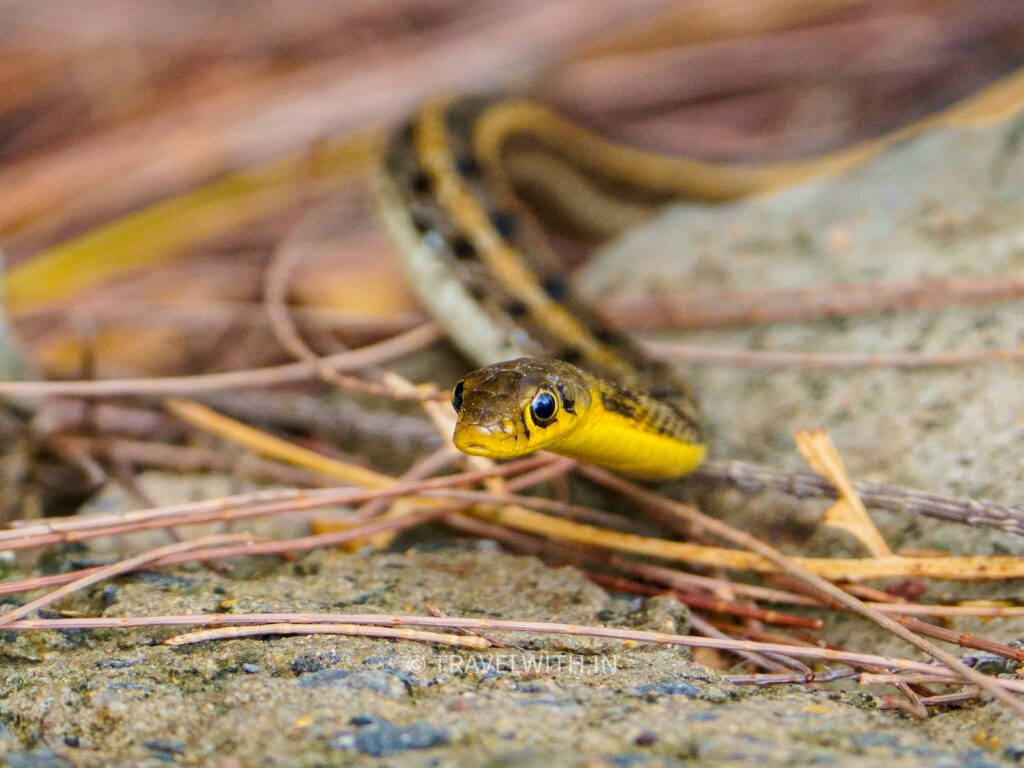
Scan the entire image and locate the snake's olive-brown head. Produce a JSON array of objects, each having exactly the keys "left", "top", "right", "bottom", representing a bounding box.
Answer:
[{"left": 451, "top": 358, "right": 593, "bottom": 459}]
